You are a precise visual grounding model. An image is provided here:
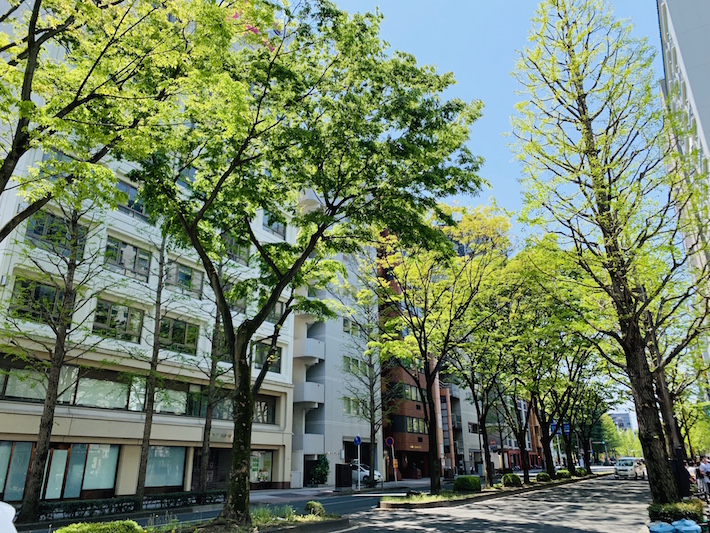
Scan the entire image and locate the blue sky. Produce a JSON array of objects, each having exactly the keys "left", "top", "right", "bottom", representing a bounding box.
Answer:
[{"left": 335, "top": 0, "right": 663, "bottom": 241}]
